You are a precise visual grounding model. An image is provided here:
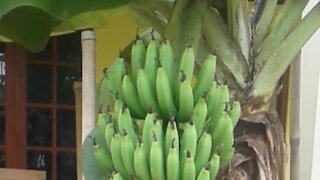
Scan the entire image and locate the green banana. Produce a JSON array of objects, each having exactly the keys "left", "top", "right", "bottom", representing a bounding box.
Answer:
[
  {"left": 165, "top": 118, "right": 179, "bottom": 157},
  {"left": 97, "top": 112, "right": 111, "bottom": 136},
  {"left": 131, "top": 37, "right": 146, "bottom": 83},
  {"left": 105, "top": 121, "right": 115, "bottom": 150},
  {"left": 229, "top": 101, "right": 241, "bottom": 128},
  {"left": 177, "top": 73, "right": 194, "bottom": 122},
  {"left": 113, "top": 99, "right": 124, "bottom": 123},
  {"left": 209, "top": 154, "right": 220, "bottom": 180},
  {"left": 97, "top": 75, "right": 114, "bottom": 108},
  {"left": 118, "top": 107, "right": 138, "bottom": 147},
  {"left": 178, "top": 45, "right": 195, "bottom": 82},
  {"left": 120, "top": 130, "right": 135, "bottom": 176},
  {"left": 144, "top": 38, "right": 159, "bottom": 88},
  {"left": 121, "top": 75, "right": 145, "bottom": 118},
  {"left": 159, "top": 39, "right": 175, "bottom": 90},
  {"left": 196, "top": 163, "right": 211, "bottom": 180},
  {"left": 136, "top": 69, "right": 159, "bottom": 112},
  {"left": 112, "top": 172, "right": 124, "bottom": 180},
  {"left": 181, "top": 151, "right": 196, "bottom": 180},
  {"left": 211, "top": 111, "right": 234, "bottom": 151},
  {"left": 92, "top": 138, "right": 112, "bottom": 171},
  {"left": 150, "top": 131, "right": 166, "bottom": 180},
  {"left": 195, "top": 131, "right": 212, "bottom": 175},
  {"left": 142, "top": 113, "right": 156, "bottom": 153},
  {"left": 110, "top": 133, "right": 129, "bottom": 178},
  {"left": 193, "top": 54, "right": 216, "bottom": 103},
  {"left": 206, "top": 82, "right": 218, "bottom": 117},
  {"left": 104, "top": 68, "right": 118, "bottom": 99},
  {"left": 166, "top": 138, "right": 180, "bottom": 180},
  {"left": 156, "top": 67, "right": 178, "bottom": 119},
  {"left": 134, "top": 141, "right": 151, "bottom": 180},
  {"left": 151, "top": 119, "right": 164, "bottom": 148},
  {"left": 175, "top": 45, "right": 195, "bottom": 106},
  {"left": 192, "top": 97, "right": 208, "bottom": 138},
  {"left": 108, "top": 57, "right": 127, "bottom": 99},
  {"left": 208, "top": 85, "right": 230, "bottom": 121},
  {"left": 181, "top": 119, "right": 197, "bottom": 158},
  {"left": 219, "top": 147, "right": 235, "bottom": 168}
]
